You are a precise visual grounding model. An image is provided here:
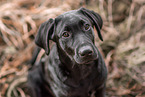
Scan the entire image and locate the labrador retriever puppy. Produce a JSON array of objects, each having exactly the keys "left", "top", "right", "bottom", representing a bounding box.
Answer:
[{"left": 28, "top": 7, "right": 107, "bottom": 97}]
